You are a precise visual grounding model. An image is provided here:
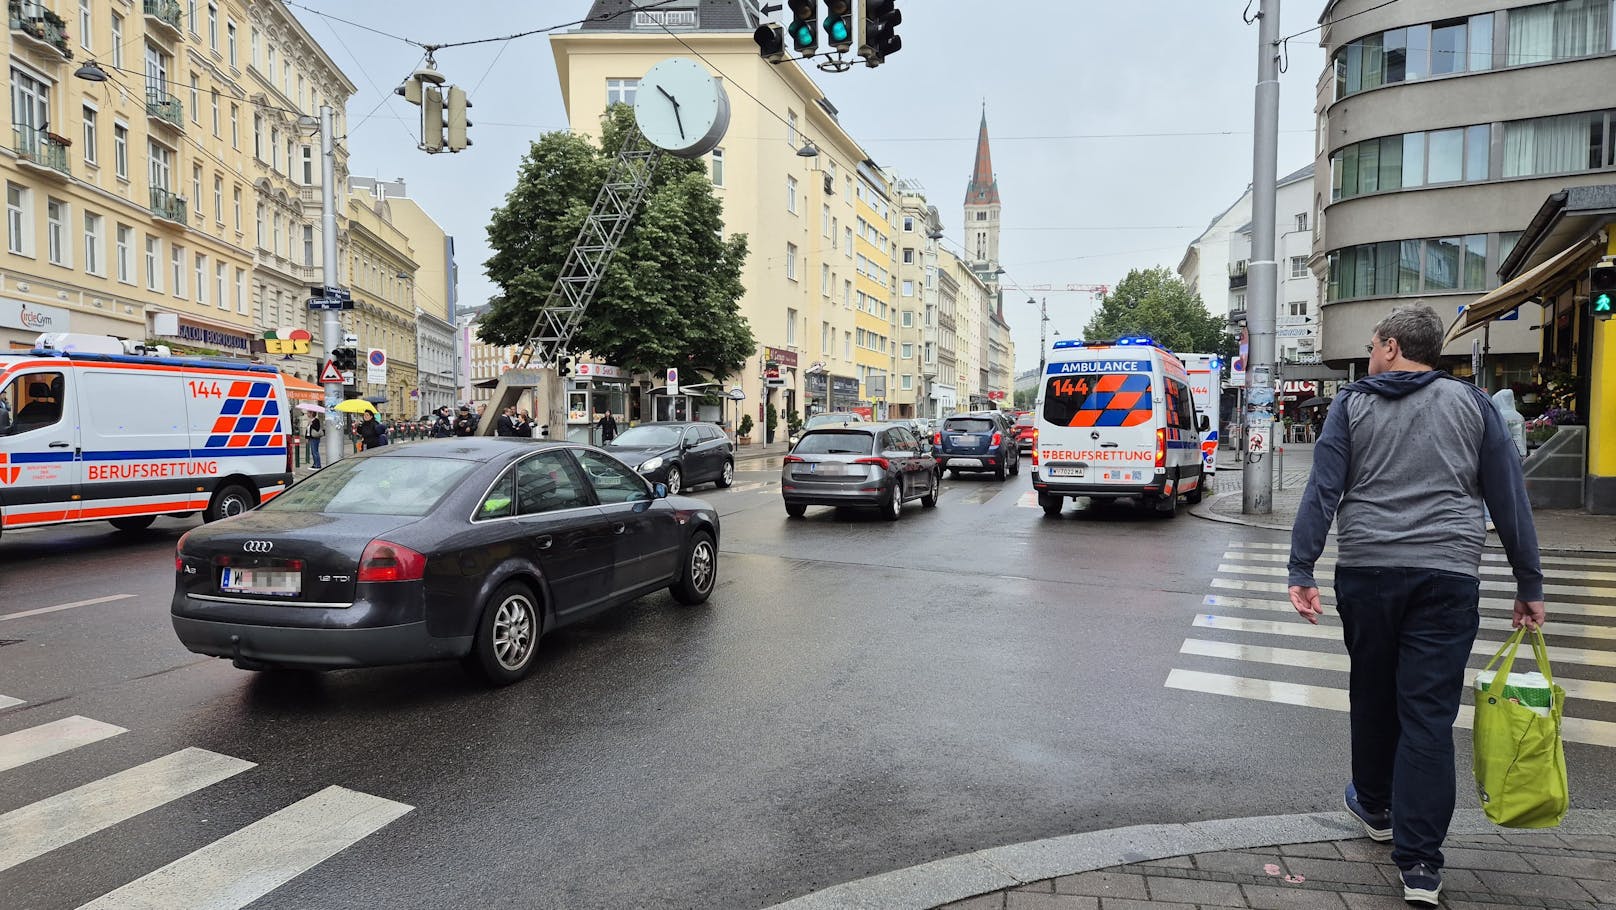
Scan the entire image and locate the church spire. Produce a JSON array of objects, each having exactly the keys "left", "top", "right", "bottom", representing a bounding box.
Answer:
[{"left": 965, "top": 108, "right": 1000, "bottom": 206}]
